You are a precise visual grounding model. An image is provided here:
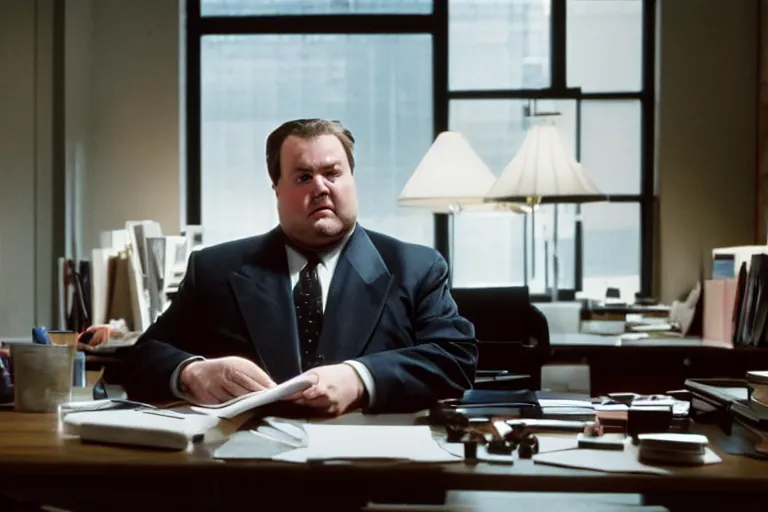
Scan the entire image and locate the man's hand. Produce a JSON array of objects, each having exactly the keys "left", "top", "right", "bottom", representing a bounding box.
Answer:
[
  {"left": 293, "top": 363, "right": 365, "bottom": 416},
  {"left": 180, "top": 356, "right": 276, "bottom": 404},
  {"left": 77, "top": 325, "right": 112, "bottom": 352}
]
